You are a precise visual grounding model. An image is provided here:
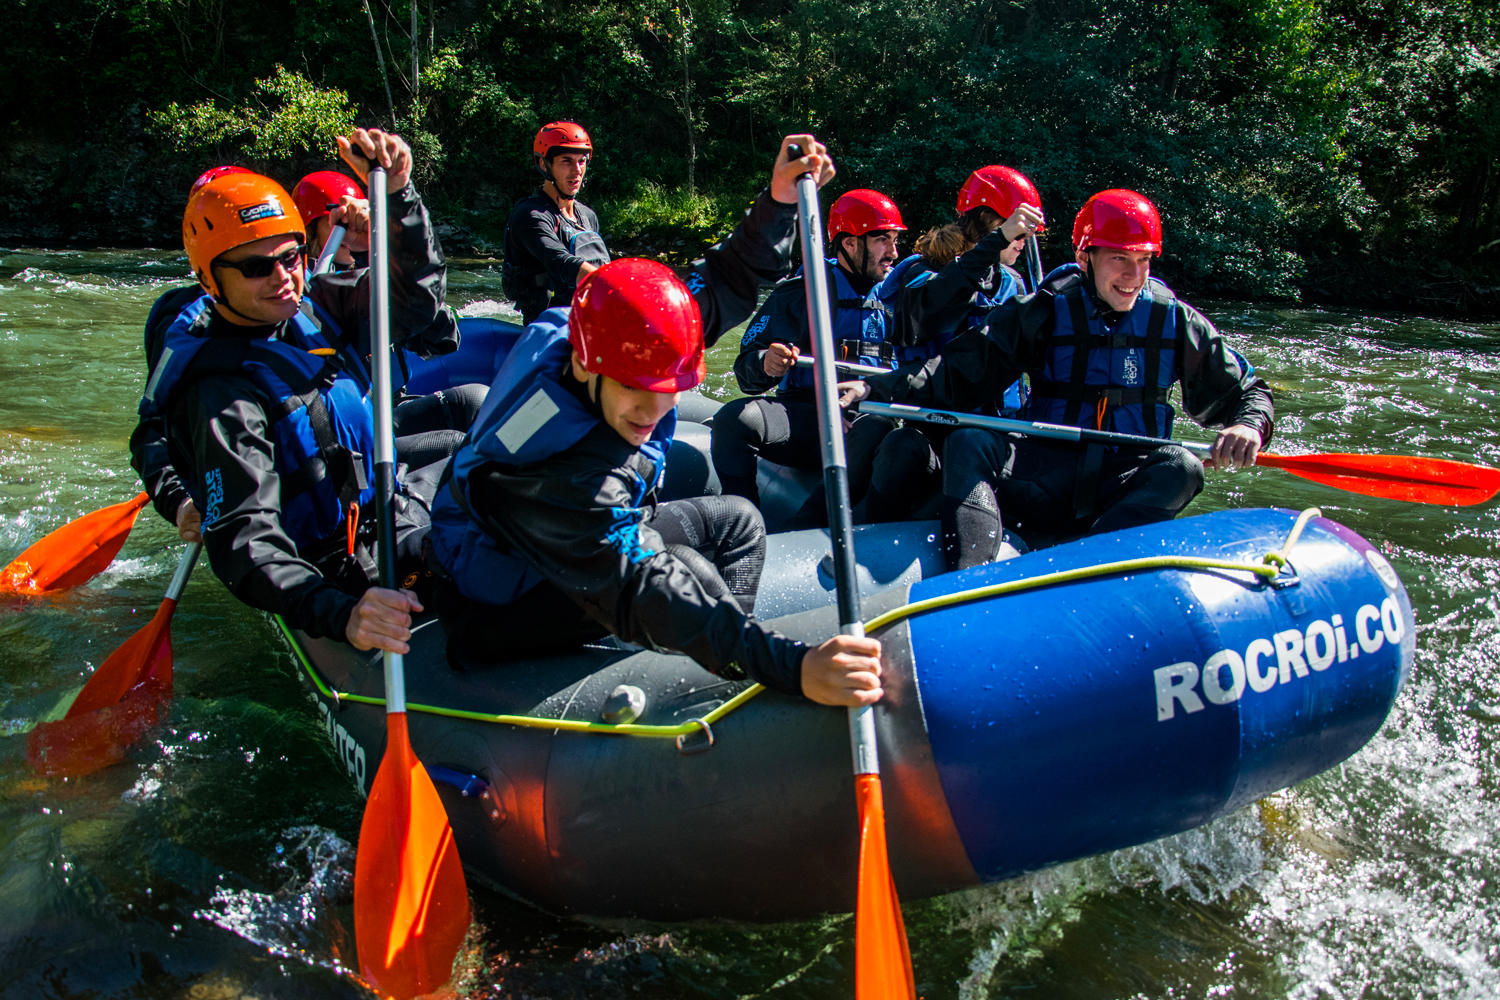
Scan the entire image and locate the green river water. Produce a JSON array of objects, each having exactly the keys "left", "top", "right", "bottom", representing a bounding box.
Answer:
[{"left": 2, "top": 248, "right": 1498, "bottom": 999}]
